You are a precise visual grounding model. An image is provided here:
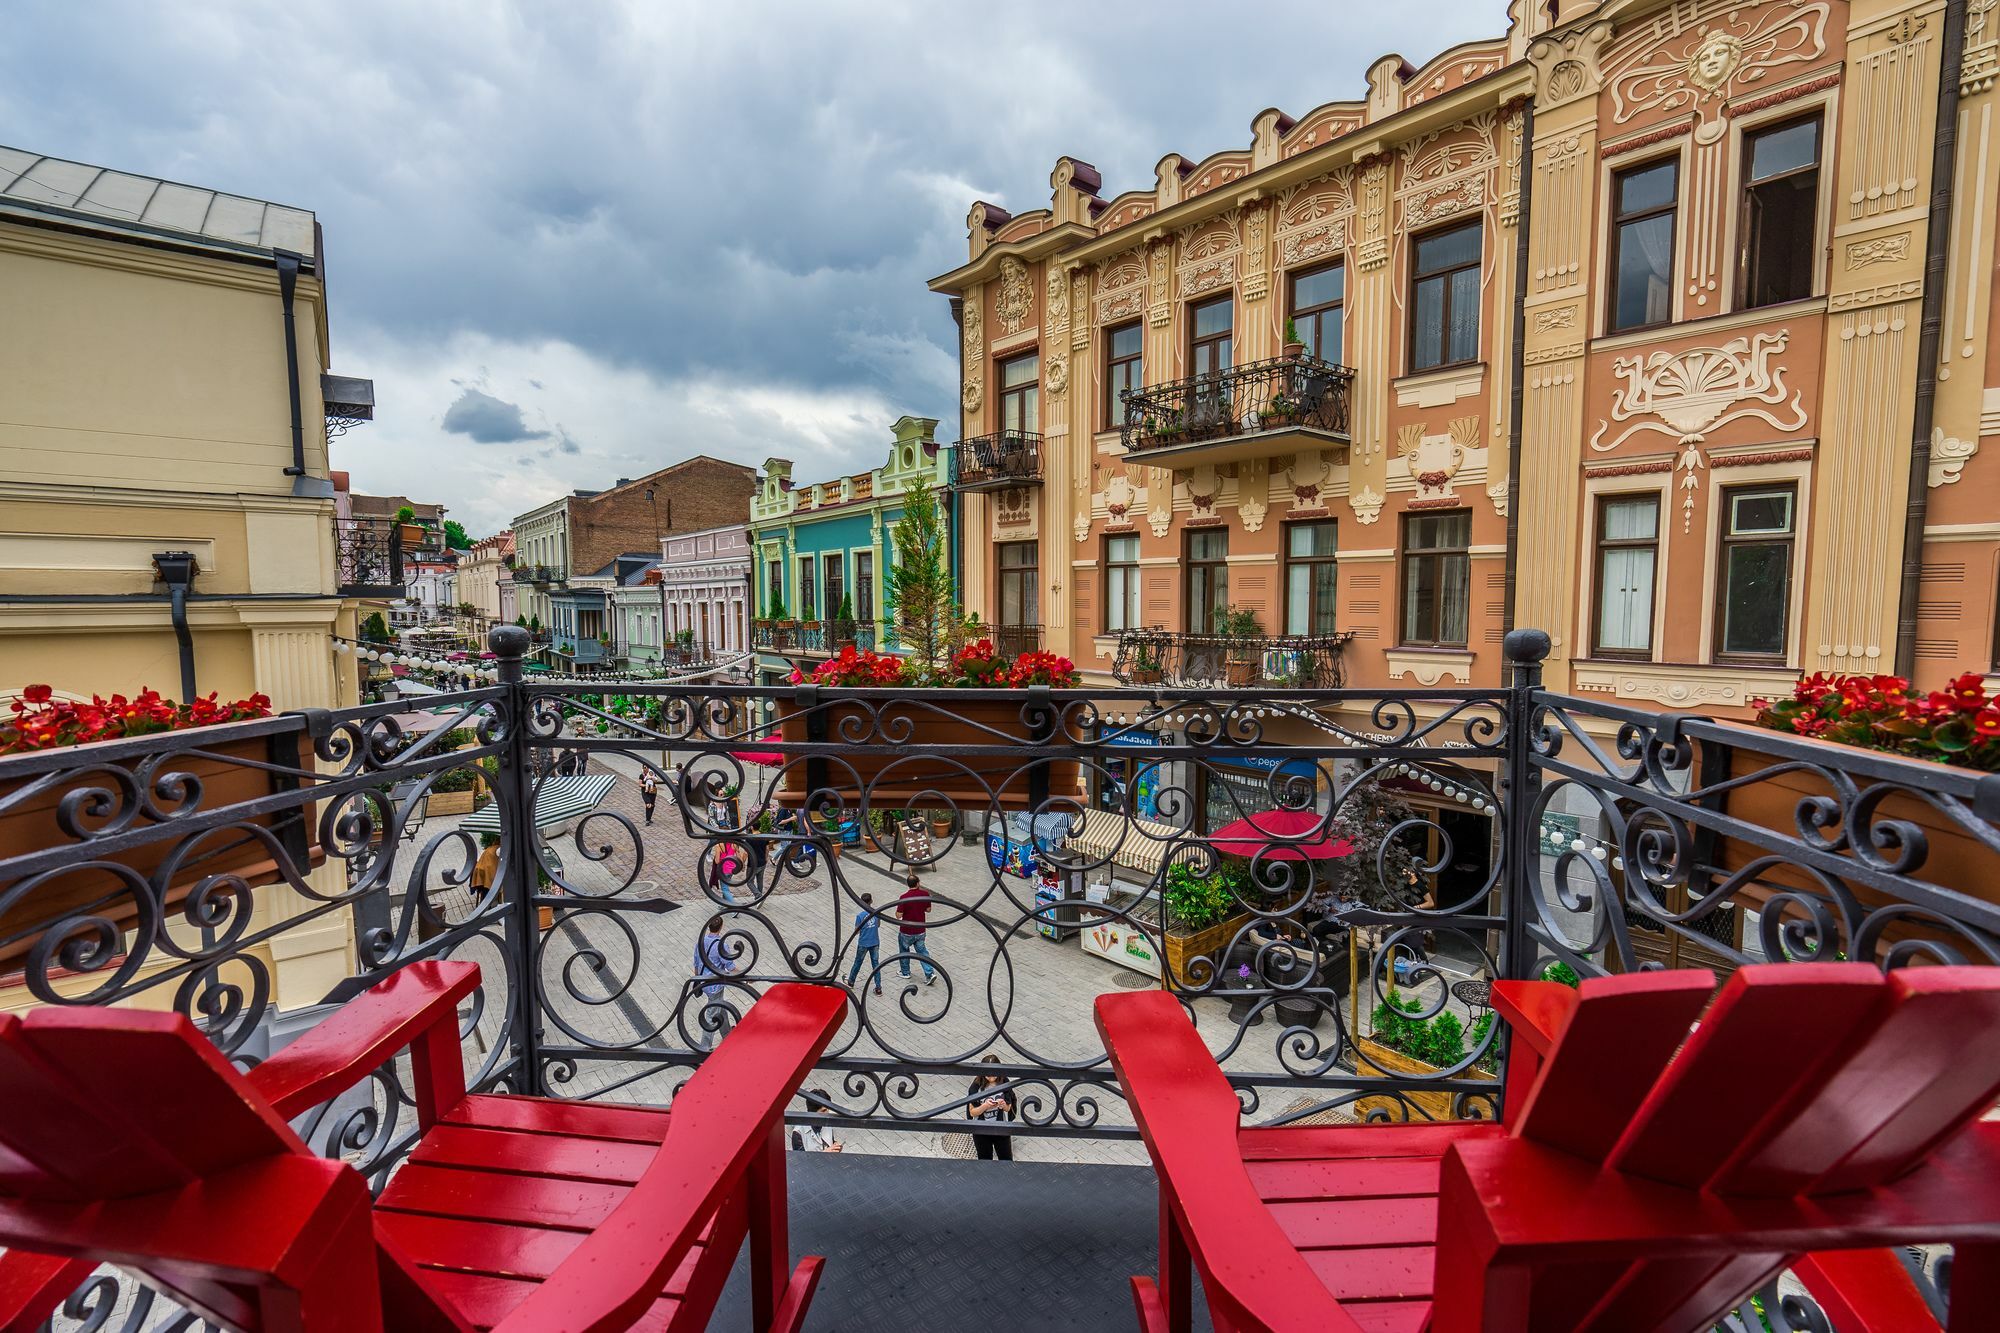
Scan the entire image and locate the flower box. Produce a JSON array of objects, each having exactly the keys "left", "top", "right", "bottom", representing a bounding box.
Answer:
[
  {"left": 1352, "top": 1035, "right": 1494, "bottom": 1122},
  {"left": 772, "top": 695, "right": 1083, "bottom": 811},
  {"left": 1161, "top": 913, "right": 1247, "bottom": 989},
  {"left": 0, "top": 721, "right": 320, "bottom": 973}
]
